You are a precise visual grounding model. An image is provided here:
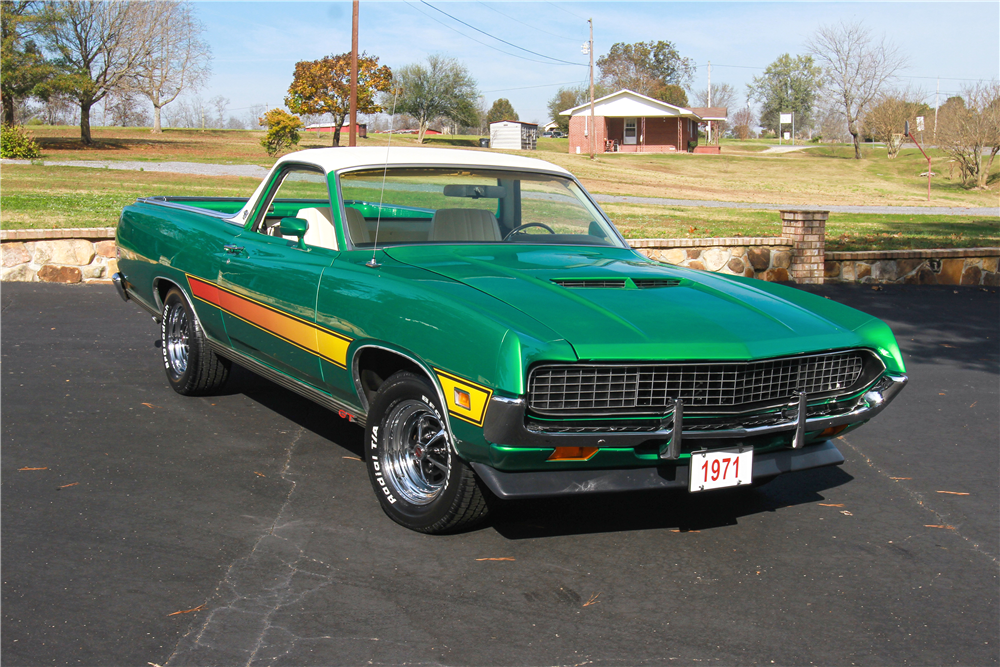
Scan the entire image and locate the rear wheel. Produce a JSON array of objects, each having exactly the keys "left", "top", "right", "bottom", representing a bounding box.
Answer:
[
  {"left": 365, "top": 371, "right": 488, "bottom": 533},
  {"left": 160, "top": 287, "right": 230, "bottom": 395}
]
